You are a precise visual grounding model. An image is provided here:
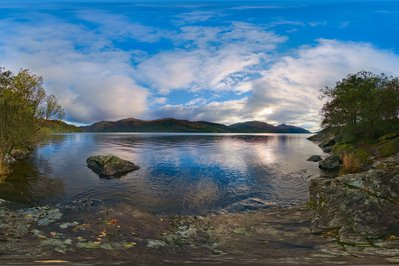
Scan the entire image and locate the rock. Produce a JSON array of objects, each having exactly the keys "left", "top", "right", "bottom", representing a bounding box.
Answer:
[
  {"left": 59, "top": 222, "right": 79, "bottom": 229},
  {"left": 10, "top": 148, "right": 30, "bottom": 160},
  {"left": 147, "top": 239, "right": 167, "bottom": 249},
  {"left": 3, "top": 154, "right": 16, "bottom": 164},
  {"left": 317, "top": 138, "right": 336, "bottom": 153},
  {"left": 307, "top": 155, "right": 322, "bottom": 162},
  {"left": 320, "top": 138, "right": 336, "bottom": 148},
  {"left": 86, "top": 155, "right": 140, "bottom": 178},
  {"left": 319, "top": 155, "right": 341, "bottom": 170},
  {"left": 310, "top": 154, "right": 399, "bottom": 242}
]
